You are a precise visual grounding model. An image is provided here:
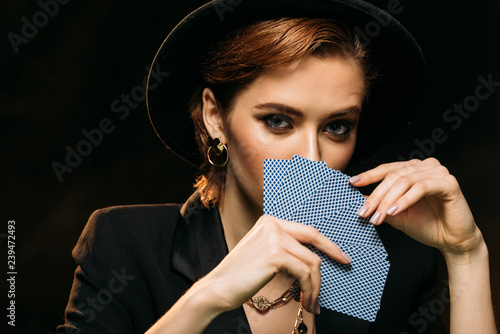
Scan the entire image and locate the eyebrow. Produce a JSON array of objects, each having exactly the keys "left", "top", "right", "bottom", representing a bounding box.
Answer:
[{"left": 254, "top": 102, "right": 361, "bottom": 117}]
